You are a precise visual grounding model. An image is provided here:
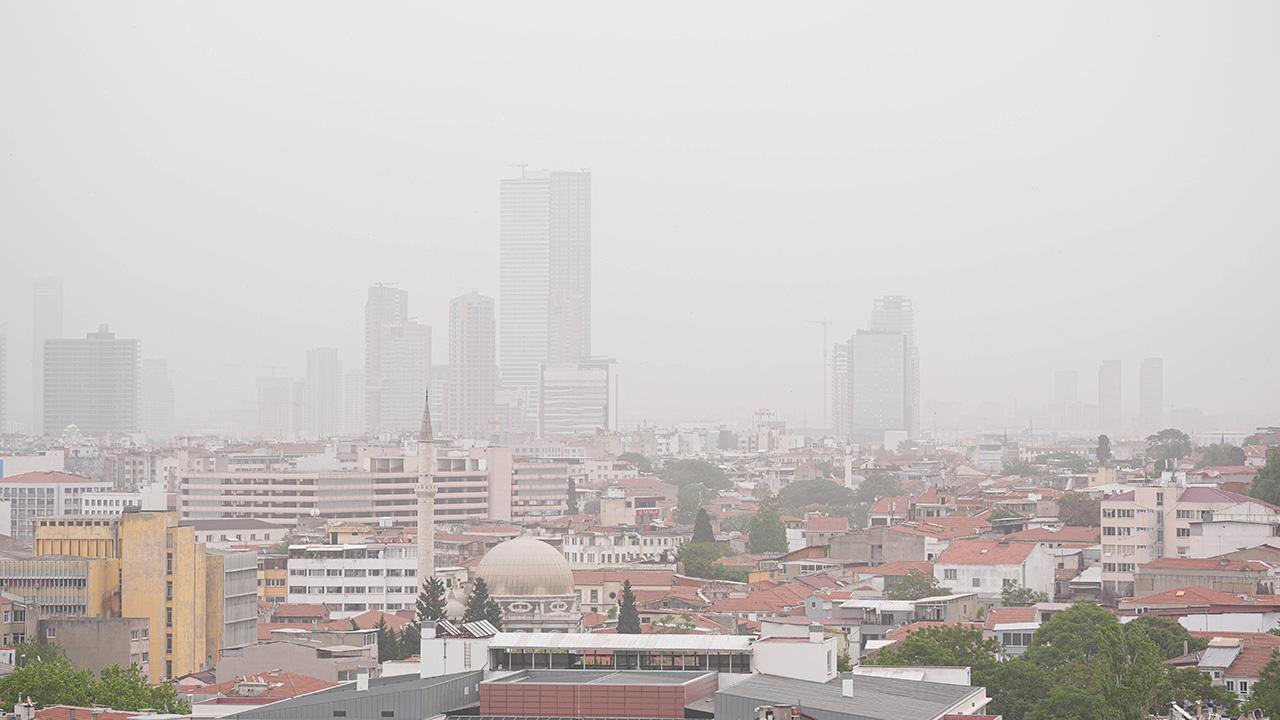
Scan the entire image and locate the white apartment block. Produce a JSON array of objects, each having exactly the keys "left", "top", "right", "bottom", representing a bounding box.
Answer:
[
  {"left": 286, "top": 542, "right": 420, "bottom": 618},
  {"left": 561, "top": 529, "right": 686, "bottom": 568},
  {"left": 510, "top": 457, "right": 571, "bottom": 519},
  {"left": 934, "top": 540, "right": 1055, "bottom": 600},
  {"left": 583, "top": 459, "right": 638, "bottom": 485},
  {"left": 1101, "top": 486, "right": 1273, "bottom": 597},
  {"left": 0, "top": 471, "right": 112, "bottom": 541}
]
